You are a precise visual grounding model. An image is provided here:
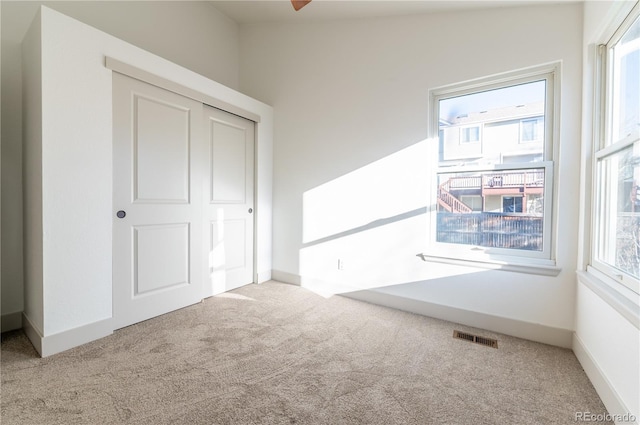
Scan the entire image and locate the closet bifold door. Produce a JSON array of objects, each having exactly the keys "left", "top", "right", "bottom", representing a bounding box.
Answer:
[{"left": 112, "top": 73, "right": 205, "bottom": 330}]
